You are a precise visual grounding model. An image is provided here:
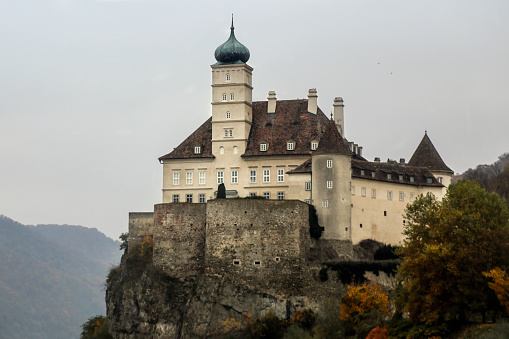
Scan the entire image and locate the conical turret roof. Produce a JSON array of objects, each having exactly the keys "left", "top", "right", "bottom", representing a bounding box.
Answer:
[
  {"left": 408, "top": 132, "right": 453, "bottom": 173},
  {"left": 313, "top": 118, "right": 352, "bottom": 155},
  {"left": 214, "top": 17, "right": 250, "bottom": 65}
]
